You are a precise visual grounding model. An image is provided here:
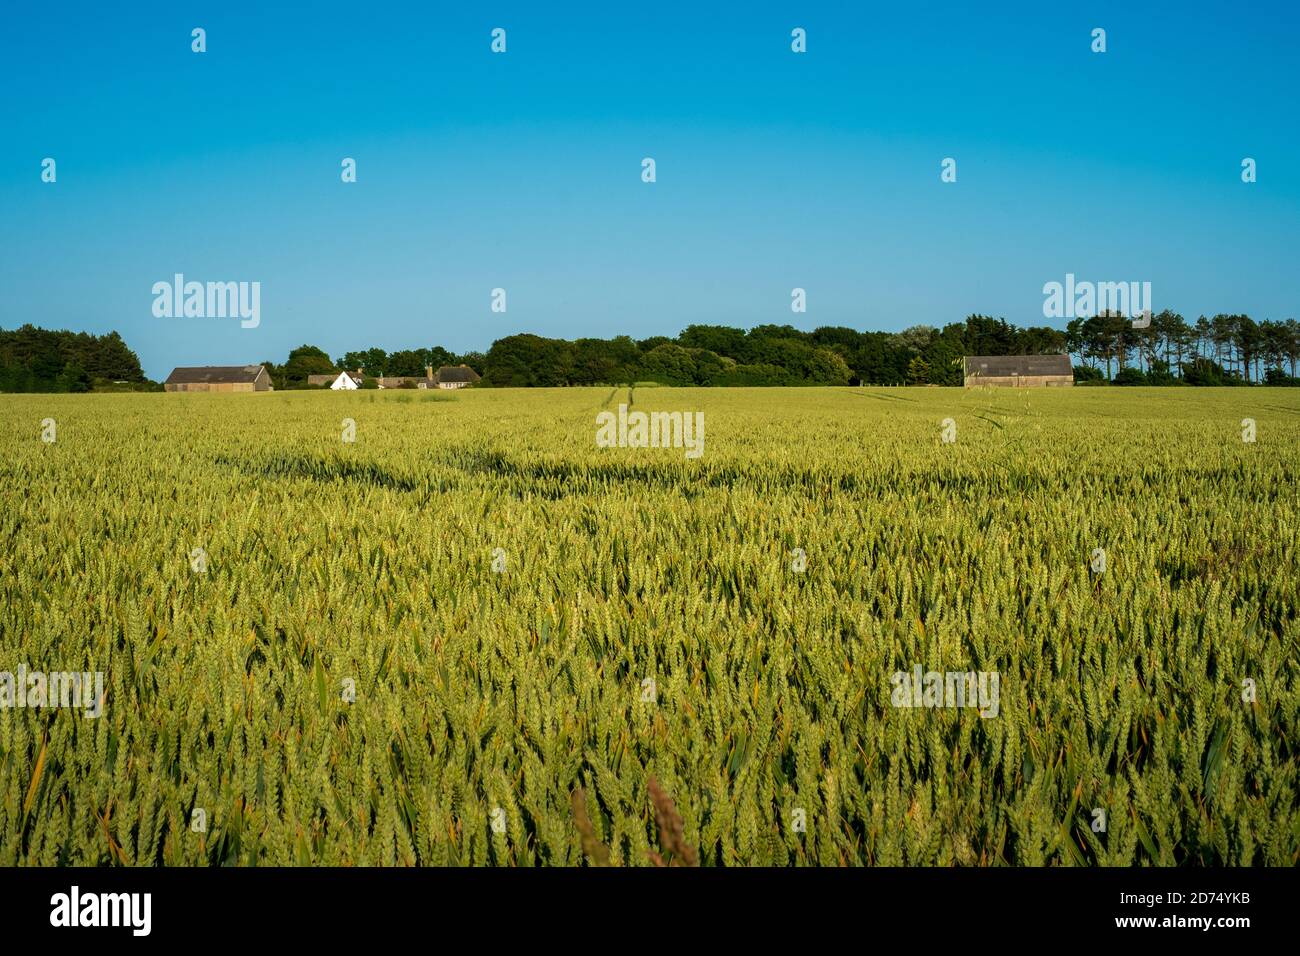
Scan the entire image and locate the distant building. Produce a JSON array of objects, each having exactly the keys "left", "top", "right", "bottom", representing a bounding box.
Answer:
[
  {"left": 164, "top": 365, "right": 272, "bottom": 392},
  {"left": 308, "top": 369, "right": 366, "bottom": 387},
  {"left": 376, "top": 365, "right": 434, "bottom": 389},
  {"left": 432, "top": 365, "right": 481, "bottom": 389},
  {"left": 963, "top": 355, "right": 1072, "bottom": 388},
  {"left": 309, "top": 364, "right": 481, "bottom": 390},
  {"left": 328, "top": 371, "right": 360, "bottom": 390}
]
